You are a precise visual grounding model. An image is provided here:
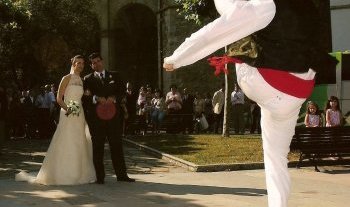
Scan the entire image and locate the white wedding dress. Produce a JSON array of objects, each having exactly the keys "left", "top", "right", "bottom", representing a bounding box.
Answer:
[{"left": 16, "top": 74, "right": 96, "bottom": 185}]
